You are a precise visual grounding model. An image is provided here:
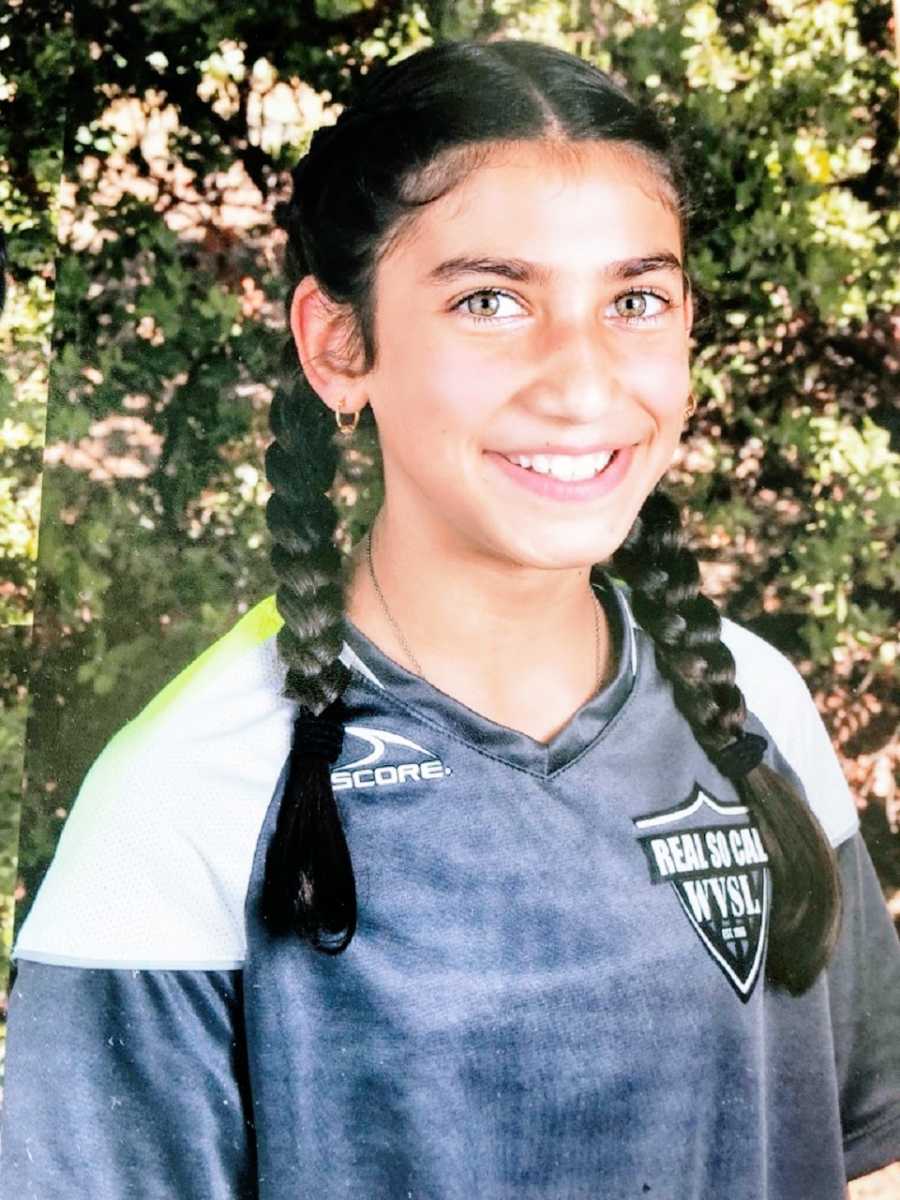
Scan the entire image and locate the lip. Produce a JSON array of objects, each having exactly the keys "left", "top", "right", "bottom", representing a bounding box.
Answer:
[
  {"left": 485, "top": 445, "right": 634, "bottom": 502},
  {"left": 495, "top": 443, "right": 629, "bottom": 456}
]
